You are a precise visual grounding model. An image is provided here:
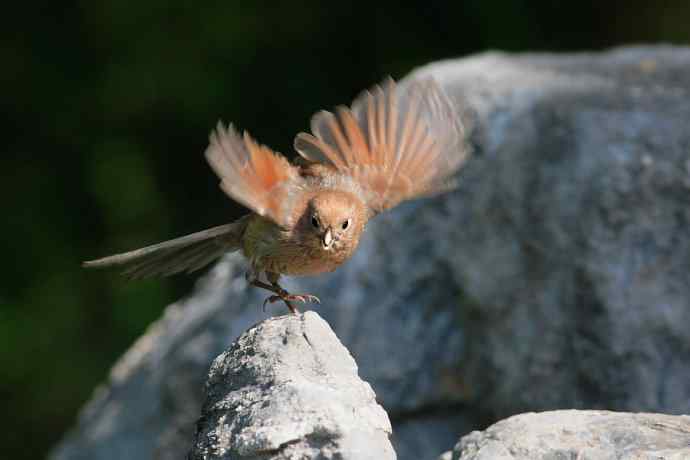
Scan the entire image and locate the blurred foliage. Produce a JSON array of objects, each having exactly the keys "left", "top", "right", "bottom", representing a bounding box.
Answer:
[{"left": 1, "top": 1, "right": 689, "bottom": 458}]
